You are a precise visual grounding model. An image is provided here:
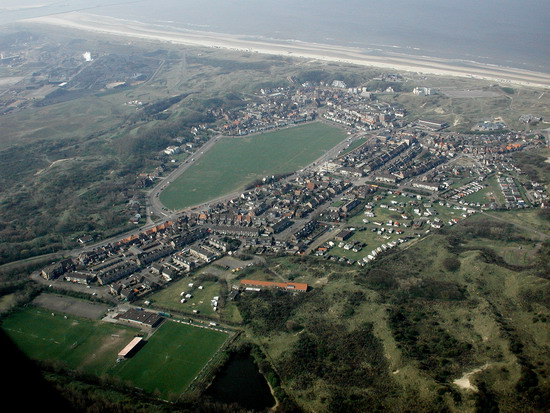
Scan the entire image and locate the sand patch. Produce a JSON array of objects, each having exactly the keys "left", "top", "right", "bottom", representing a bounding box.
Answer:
[
  {"left": 453, "top": 363, "right": 491, "bottom": 391},
  {"left": 35, "top": 158, "right": 74, "bottom": 176},
  {"left": 81, "top": 331, "right": 129, "bottom": 368},
  {"left": 22, "top": 12, "right": 550, "bottom": 88}
]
